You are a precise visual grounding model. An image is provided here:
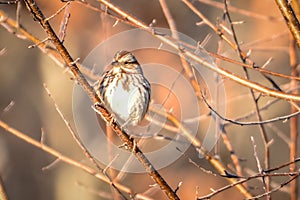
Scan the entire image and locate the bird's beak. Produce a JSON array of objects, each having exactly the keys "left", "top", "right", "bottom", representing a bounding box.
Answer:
[{"left": 112, "top": 60, "right": 118, "bottom": 66}]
